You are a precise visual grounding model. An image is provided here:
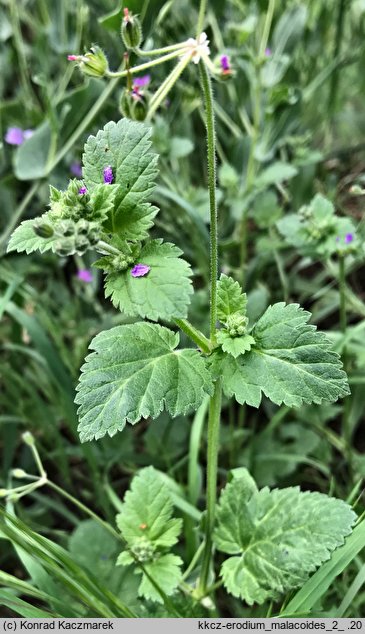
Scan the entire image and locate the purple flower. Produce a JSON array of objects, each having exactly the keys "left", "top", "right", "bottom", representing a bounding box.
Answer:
[
  {"left": 133, "top": 75, "right": 151, "bottom": 88},
  {"left": 220, "top": 55, "right": 231, "bottom": 73},
  {"left": 265, "top": 47, "right": 272, "bottom": 57},
  {"left": 131, "top": 264, "right": 150, "bottom": 278},
  {"left": 103, "top": 166, "right": 114, "bottom": 184},
  {"left": 78, "top": 186, "right": 87, "bottom": 195},
  {"left": 345, "top": 233, "right": 354, "bottom": 244},
  {"left": 77, "top": 269, "right": 93, "bottom": 283},
  {"left": 70, "top": 162, "right": 83, "bottom": 177},
  {"left": 5, "top": 127, "right": 34, "bottom": 146}
]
